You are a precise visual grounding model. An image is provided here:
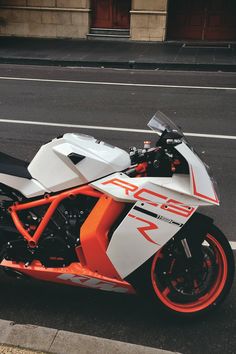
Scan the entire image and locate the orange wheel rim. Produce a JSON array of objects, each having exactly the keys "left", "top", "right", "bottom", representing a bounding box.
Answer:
[{"left": 151, "top": 234, "right": 228, "bottom": 313}]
